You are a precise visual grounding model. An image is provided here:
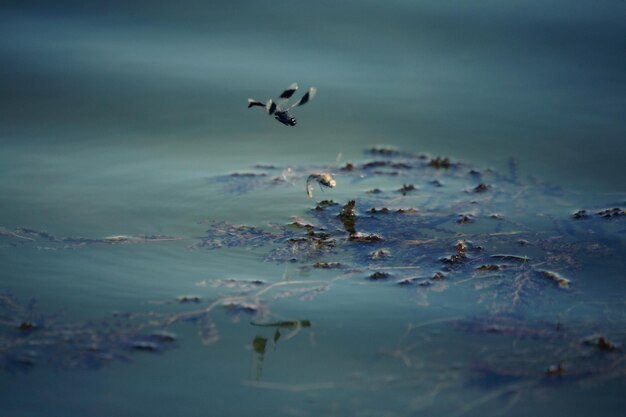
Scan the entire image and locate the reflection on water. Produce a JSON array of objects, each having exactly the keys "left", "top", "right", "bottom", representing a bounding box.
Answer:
[
  {"left": 1, "top": 1, "right": 626, "bottom": 416},
  {"left": 251, "top": 321, "right": 312, "bottom": 382}
]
